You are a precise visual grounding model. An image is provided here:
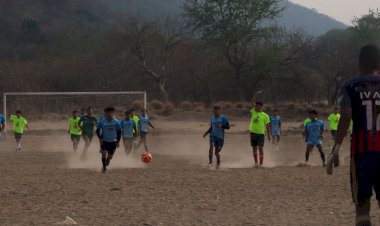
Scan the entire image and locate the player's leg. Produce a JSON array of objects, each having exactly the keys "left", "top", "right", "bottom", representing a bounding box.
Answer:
[
  {"left": 142, "top": 134, "right": 148, "bottom": 152},
  {"left": 330, "top": 130, "right": 336, "bottom": 148},
  {"left": 251, "top": 133, "right": 259, "bottom": 165},
  {"left": 258, "top": 134, "right": 265, "bottom": 165},
  {"left": 208, "top": 136, "right": 214, "bottom": 167},
  {"left": 81, "top": 135, "right": 90, "bottom": 159},
  {"left": 101, "top": 148, "right": 107, "bottom": 173},
  {"left": 105, "top": 142, "right": 116, "bottom": 167},
  {"left": 276, "top": 135, "right": 280, "bottom": 151},
  {"left": 316, "top": 144, "right": 326, "bottom": 167},
  {"left": 214, "top": 138, "right": 224, "bottom": 169},
  {"left": 305, "top": 145, "right": 313, "bottom": 163},
  {"left": 136, "top": 132, "right": 145, "bottom": 150},
  {"left": 351, "top": 154, "right": 375, "bottom": 225},
  {"left": 124, "top": 138, "right": 133, "bottom": 156},
  {"left": 15, "top": 133, "right": 22, "bottom": 151}
]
